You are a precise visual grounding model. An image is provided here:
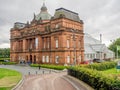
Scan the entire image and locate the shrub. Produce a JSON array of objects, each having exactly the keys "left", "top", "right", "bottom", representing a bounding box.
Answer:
[
  {"left": 68, "top": 67, "right": 120, "bottom": 90},
  {"left": 2, "top": 62, "right": 17, "bottom": 65},
  {"left": 84, "top": 61, "right": 117, "bottom": 71},
  {"left": 30, "top": 64, "right": 67, "bottom": 70},
  {"left": 0, "top": 58, "right": 10, "bottom": 61}
]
